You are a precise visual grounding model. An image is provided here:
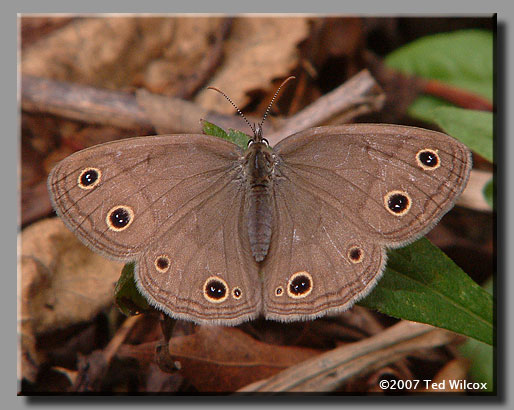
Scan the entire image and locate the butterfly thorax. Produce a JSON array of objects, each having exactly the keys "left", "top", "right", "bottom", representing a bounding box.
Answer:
[{"left": 244, "top": 141, "right": 276, "bottom": 263}]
